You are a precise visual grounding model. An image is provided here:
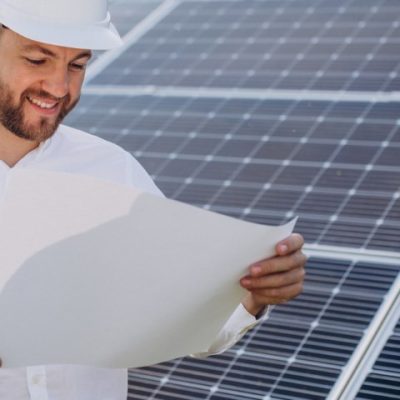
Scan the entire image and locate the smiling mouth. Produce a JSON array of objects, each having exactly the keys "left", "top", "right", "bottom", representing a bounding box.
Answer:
[{"left": 27, "top": 96, "right": 59, "bottom": 110}]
